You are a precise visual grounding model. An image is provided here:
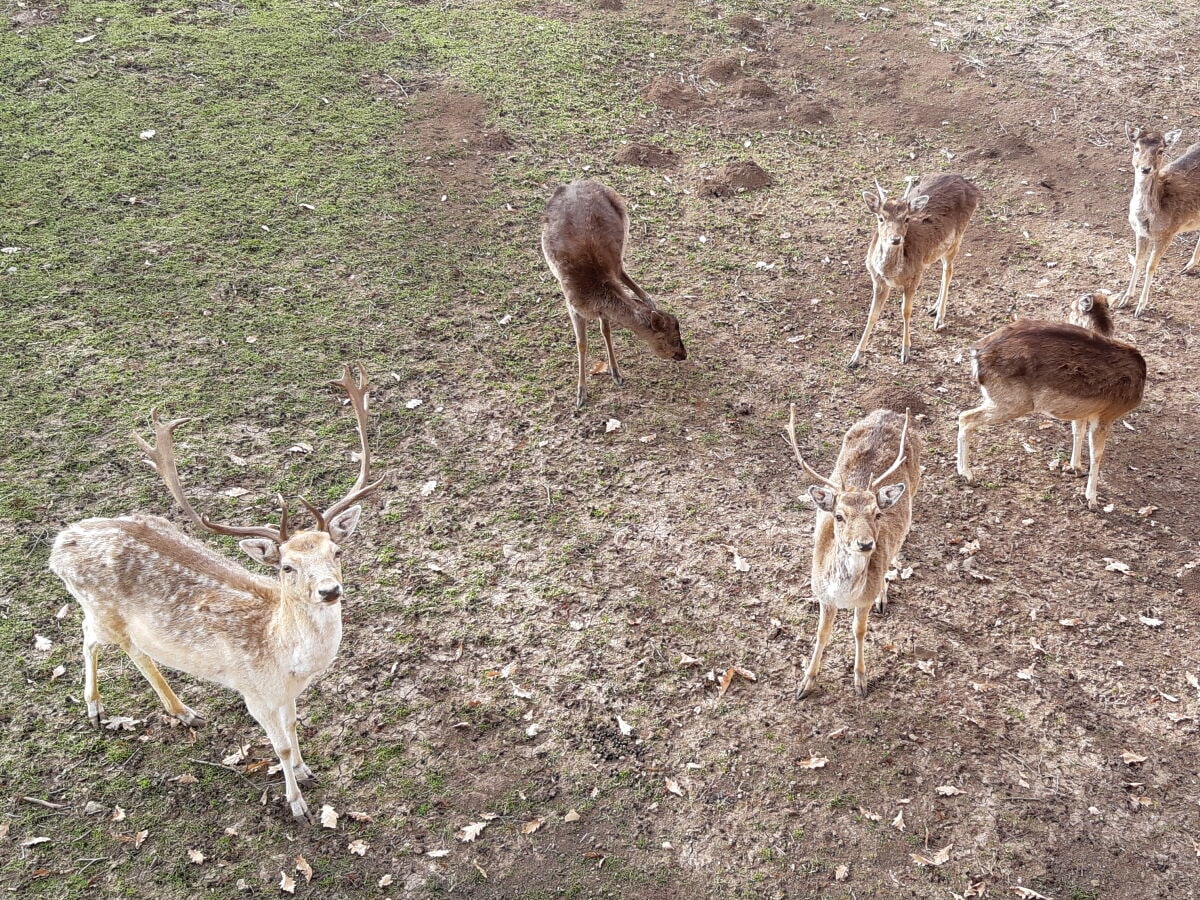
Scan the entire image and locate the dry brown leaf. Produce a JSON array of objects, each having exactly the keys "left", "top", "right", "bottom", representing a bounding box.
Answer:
[
  {"left": 457, "top": 821, "right": 488, "bottom": 842},
  {"left": 521, "top": 818, "right": 544, "bottom": 834},
  {"left": 50, "top": 665, "right": 66, "bottom": 682},
  {"left": 378, "top": 874, "right": 394, "bottom": 888},
  {"left": 111, "top": 806, "right": 126, "bottom": 822},
  {"left": 891, "top": 809, "right": 906, "bottom": 831},
  {"left": 279, "top": 871, "right": 296, "bottom": 894},
  {"left": 347, "top": 839, "right": 369, "bottom": 857},
  {"left": 319, "top": 805, "right": 339, "bottom": 829},
  {"left": 170, "top": 773, "right": 198, "bottom": 784},
  {"left": 134, "top": 830, "right": 148, "bottom": 849},
  {"left": 858, "top": 807, "right": 881, "bottom": 822},
  {"left": 563, "top": 809, "right": 581, "bottom": 823},
  {"left": 834, "top": 864, "right": 849, "bottom": 881},
  {"left": 1011, "top": 887, "right": 1053, "bottom": 900},
  {"left": 346, "top": 810, "right": 374, "bottom": 823},
  {"left": 798, "top": 756, "right": 828, "bottom": 769},
  {"left": 1121, "top": 750, "right": 1147, "bottom": 765},
  {"left": 717, "top": 667, "right": 736, "bottom": 698},
  {"left": 426, "top": 849, "right": 450, "bottom": 858},
  {"left": 911, "top": 844, "right": 952, "bottom": 866},
  {"left": 936, "top": 785, "right": 965, "bottom": 796},
  {"left": 0, "top": 822, "right": 8, "bottom": 840},
  {"left": 187, "top": 849, "right": 205, "bottom": 864},
  {"left": 295, "top": 855, "right": 313, "bottom": 883},
  {"left": 665, "top": 778, "right": 684, "bottom": 797},
  {"left": 21, "top": 836, "right": 51, "bottom": 848}
]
